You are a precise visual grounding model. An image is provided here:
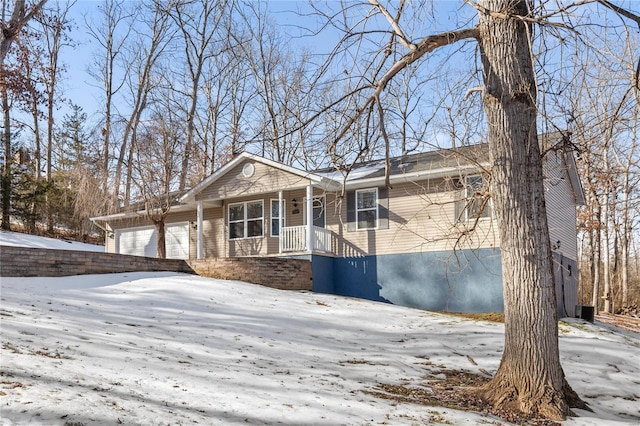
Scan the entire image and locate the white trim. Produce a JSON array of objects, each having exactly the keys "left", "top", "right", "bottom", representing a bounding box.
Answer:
[
  {"left": 228, "top": 199, "right": 264, "bottom": 240},
  {"left": 355, "top": 188, "right": 379, "bottom": 230},
  {"left": 196, "top": 200, "right": 203, "bottom": 259},
  {"left": 302, "top": 195, "right": 326, "bottom": 228}
]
